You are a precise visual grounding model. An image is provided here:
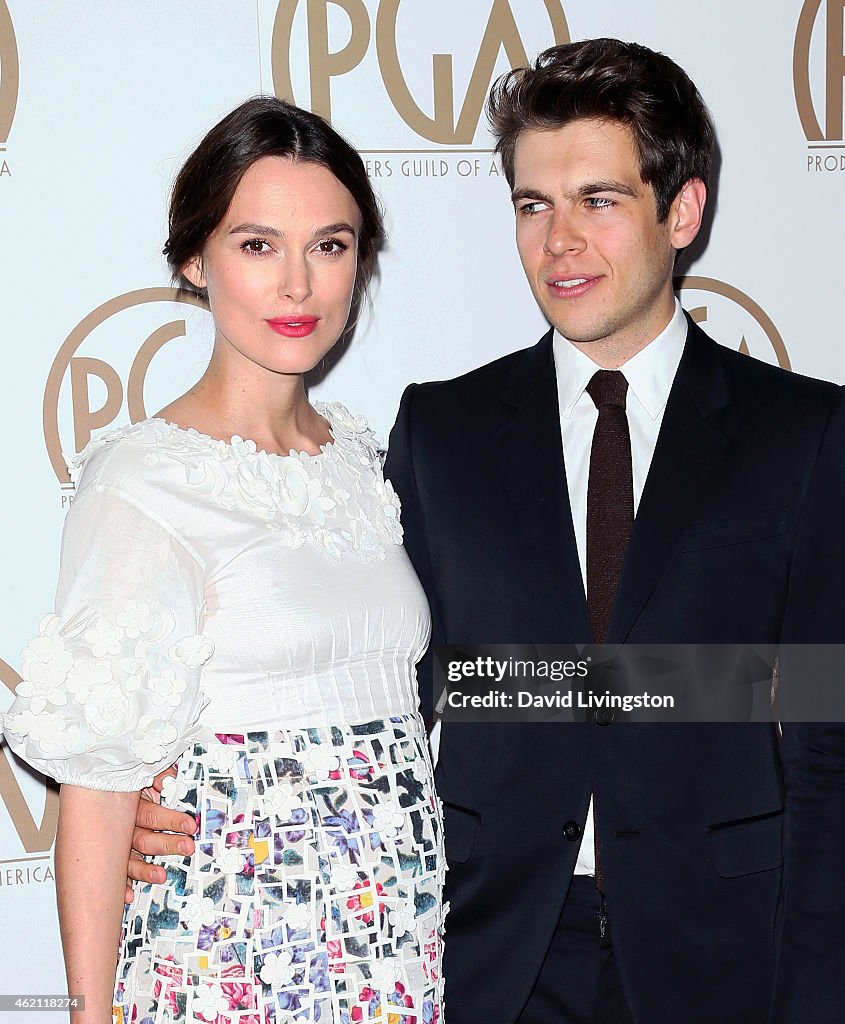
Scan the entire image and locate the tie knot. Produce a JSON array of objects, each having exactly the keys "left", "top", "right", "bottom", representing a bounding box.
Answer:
[{"left": 586, "top": 370, "right": 628, "bottom": 409}]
